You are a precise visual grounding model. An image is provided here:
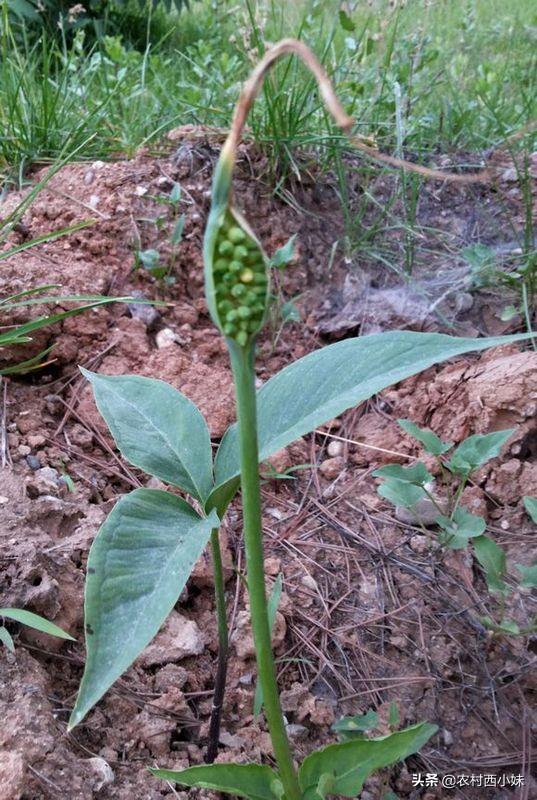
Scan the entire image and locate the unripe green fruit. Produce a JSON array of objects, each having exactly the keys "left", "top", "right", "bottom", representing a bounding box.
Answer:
[
  {"left": 240, "top": 268, "right": 254, "bottom": 283},
  {"left": 218, "top": 240, "right": 234, "bottom": 256},
  {"left": 236, "top": 330, "right": 248, "bottom": 347},
  {"left": 226, "top": 310, "right": 238, "bottom": 323},
  {"left": 228, "top": 227, "right": 246, "bottom": 244},
  {"left": 229, "top": 260, "right": 242, "bottom": 274},
  {"left": 231, "top": 284, "right": 247, "bottom": 298},
  {"left": 234, "top": 245, "right": 249, "bottom": 261},
  {"left": 237, "top": 306, "right": 251, "bottom": 319}
]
